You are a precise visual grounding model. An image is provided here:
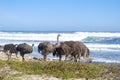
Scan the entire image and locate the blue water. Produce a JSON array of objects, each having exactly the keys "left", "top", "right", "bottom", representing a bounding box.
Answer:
[{"left": 0, "top": 31, "right": 120, "bottom": 63}]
